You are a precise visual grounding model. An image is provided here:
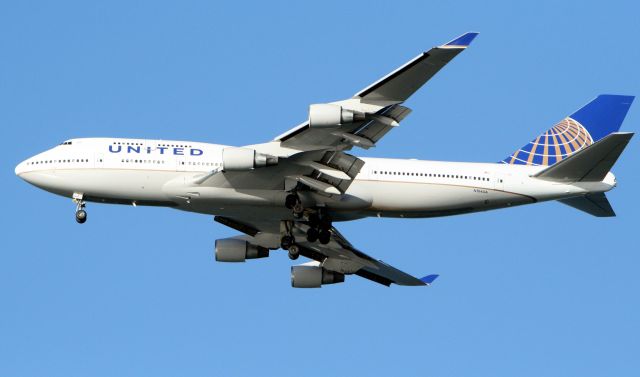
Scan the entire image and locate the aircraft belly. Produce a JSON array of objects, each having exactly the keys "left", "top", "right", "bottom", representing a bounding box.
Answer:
[{"left": 176, "top": 180, "right": 534, "bottom": 219}]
